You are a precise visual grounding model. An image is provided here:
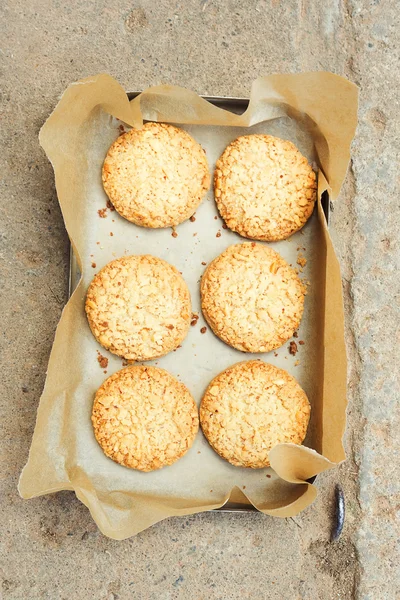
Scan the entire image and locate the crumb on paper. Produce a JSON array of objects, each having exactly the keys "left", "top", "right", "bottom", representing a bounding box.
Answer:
[
  {"left": 97, "top": 353, "right": 108, "bottom": 369},
  {"left": 294, "top": 360, "right": 300, "bottom": 367},
  {"left": 98, "top": 208, "right": 107, "bottom": 218},
  {"left": 216, "top": 231, "right": 221, "bottom": 238},
  {"left": 96, "top": 241, "right": 100, "bottom": 245},
  {"left": 110, "top": 232, "right": 114, "bottom": 237},
  {"left": 191, "top": 313, "right": 199, "bottom": 326},
  {"left": 266, "top": 474, "right": 271, "bottom": 479},
  {"left": 122, "top": 358, "right": 136, "bottom": 366},
  {"left": 299, "top": 340, "right": 305, "bottom": 345},
  {"left": 118, "top": 124, "right": 126, "bottom": 134},
  {"left": 289, "top": 341, "right": 298, "bottom": 356},
  {"left": 197, "top": 451, "right": 201, "bottom": 454},
  {"left": 103, "top": 370, "right": 107, "bottom": 374},
  {"left": 297, "top": 253, "right": 307, "bottom": 268},
  {"left": 171, "top": 230, "right": 178, "bottom": 238},
  {"left": 189, "top": 215, "right": 196, "bottom": 222},
  {"left": 91, "top": 262, "right": 96, "bottom": 268},
  {"left": 106, "top": 199, "right": 115, "bottom": 211},
  {"left": 201, "top": 261, "right": 207, "bottom": 266},
  {"left": 243, "top": 485, "right": 246, "bottom": 490},
  {"left": 214, "top": 215, "right": 218, "bottom": 220},
  {"left": 193, "top": 232, "right": 197, "bottom": 237},
  {"left": 293, "top": 331, "right": 298, "bottom": 338},
  {"left": 222, "top": 223, "right": 227, "bottom": 229},
  {"left": 200, "top": 326, "right": 207, "bottom": 334},
  {"left": 274, "top": 352, "right": 278, "bottom": 357}
]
